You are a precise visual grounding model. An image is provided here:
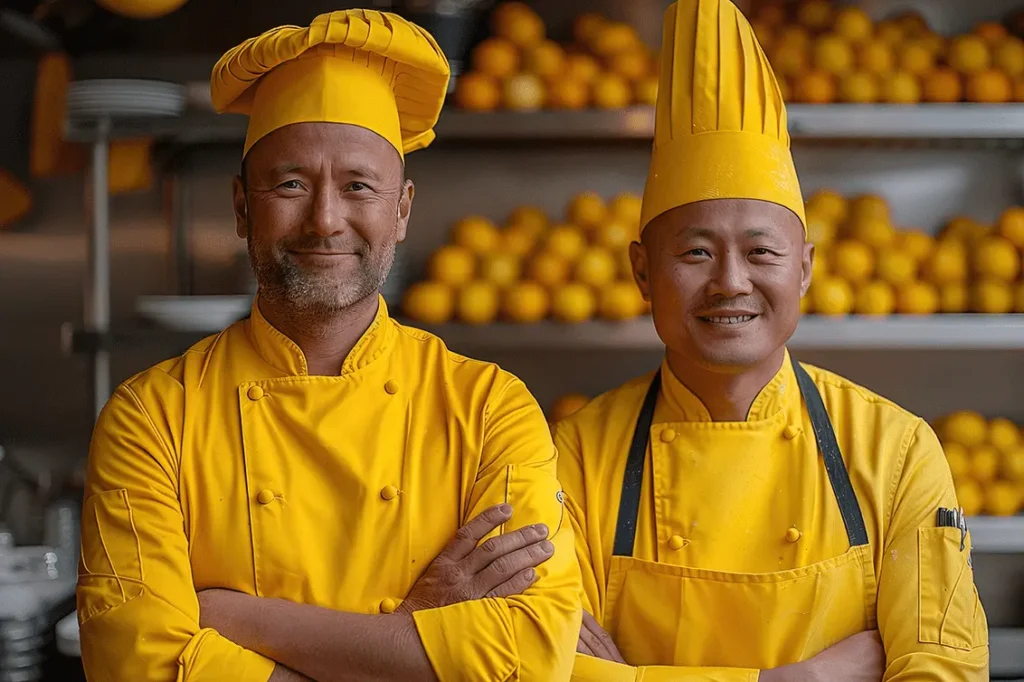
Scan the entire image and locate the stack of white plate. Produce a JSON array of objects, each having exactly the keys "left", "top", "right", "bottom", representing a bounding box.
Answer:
[{"left": 67, "top": 79, "right": 186, "bottom": 119}]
